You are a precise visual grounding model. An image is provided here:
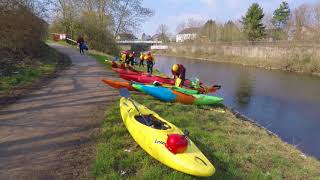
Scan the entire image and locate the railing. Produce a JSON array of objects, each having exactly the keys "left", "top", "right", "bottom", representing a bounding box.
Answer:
[
  {"left": 117, "top": 40, "right": 163, "bottom": 44},
  {"left": 66, "top": 38, "right": 77, "bottom": 45}
]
